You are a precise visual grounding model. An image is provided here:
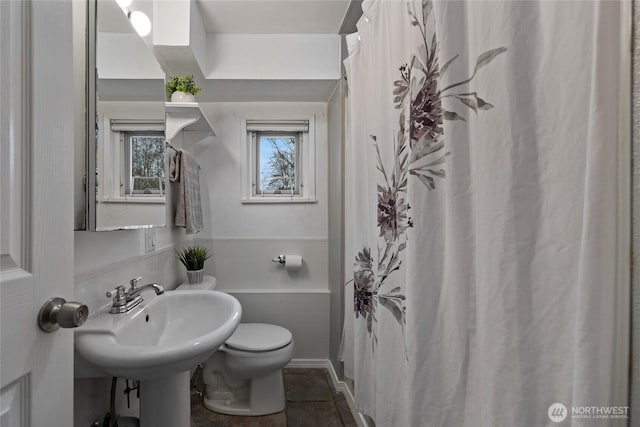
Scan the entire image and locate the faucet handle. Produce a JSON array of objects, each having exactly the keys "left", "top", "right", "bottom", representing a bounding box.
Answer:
[
  {"left": 106, "top": 286, "right": 128, "bottom": 306},
  {"left": 106, "top": 285, "right": 126, "bottom": 298},
  {"left": 129, "top": 276, "right": 142, "bottom": 291}
]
